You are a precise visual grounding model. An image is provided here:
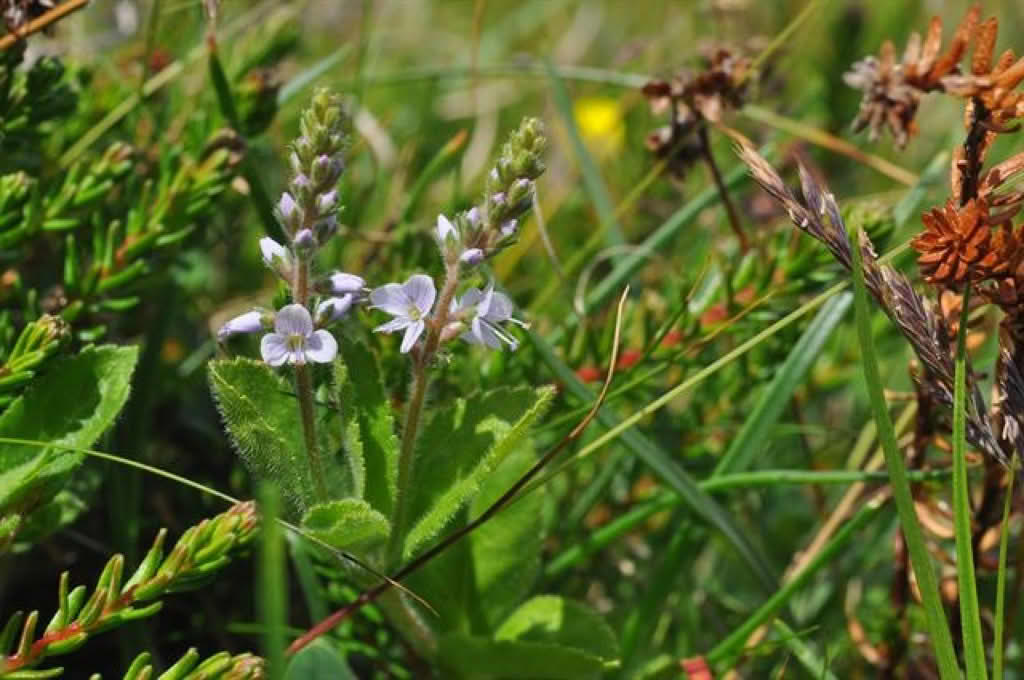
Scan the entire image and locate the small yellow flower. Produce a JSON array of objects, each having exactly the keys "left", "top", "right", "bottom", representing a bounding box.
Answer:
[{"left": 573, "top": 96, "right": 624, "bottom": 156}]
